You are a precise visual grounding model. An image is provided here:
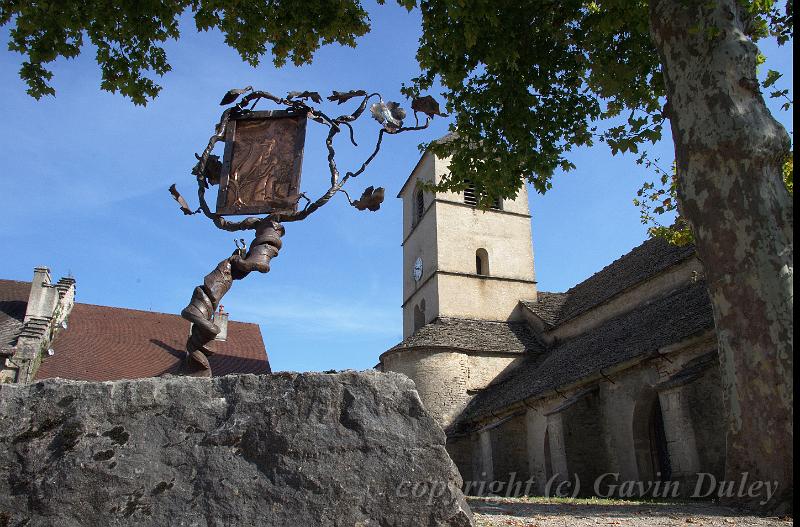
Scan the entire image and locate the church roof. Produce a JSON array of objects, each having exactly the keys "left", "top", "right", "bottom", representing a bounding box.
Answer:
[
  {"left": 520, "top": 292, "right": 566, "bottom": 327},
  {"left": 35, "top": 303, "right": 270, "bottom": 381},
  {"left": 387, "top": 317, "right": 543, "bottom": 355},
  {"left": 452, "top": 280, "right": 715, "bottom": 429},
  {"left": 523, "top": 237, "right": 695, "bottom": 327},
  {"left": 0, "top": 279, "right": 29, "bottom": 351}
]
